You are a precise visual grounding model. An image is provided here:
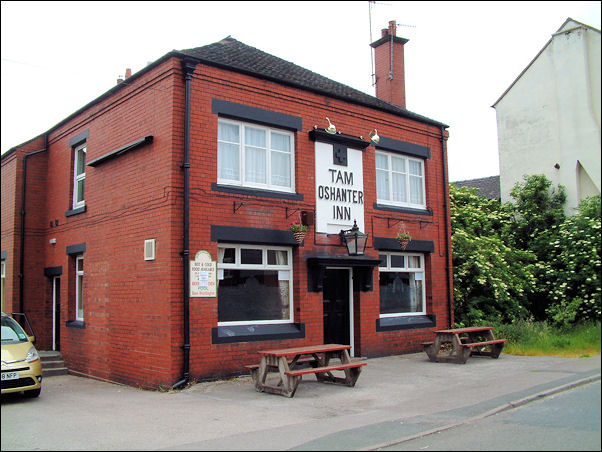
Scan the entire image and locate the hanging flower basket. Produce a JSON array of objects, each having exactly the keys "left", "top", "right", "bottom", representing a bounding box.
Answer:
[
  {"left": 397, "top": 236, "right": 411, "bottom": 250},
  {"left": 396, "top": 222, "right": 411, "bottom": 250},
  {"left": 292, "top": 230, "right": 307, "bottom": 244},
  {"left": 290, "top": 220, "right": 309, "bottom": 244}
]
